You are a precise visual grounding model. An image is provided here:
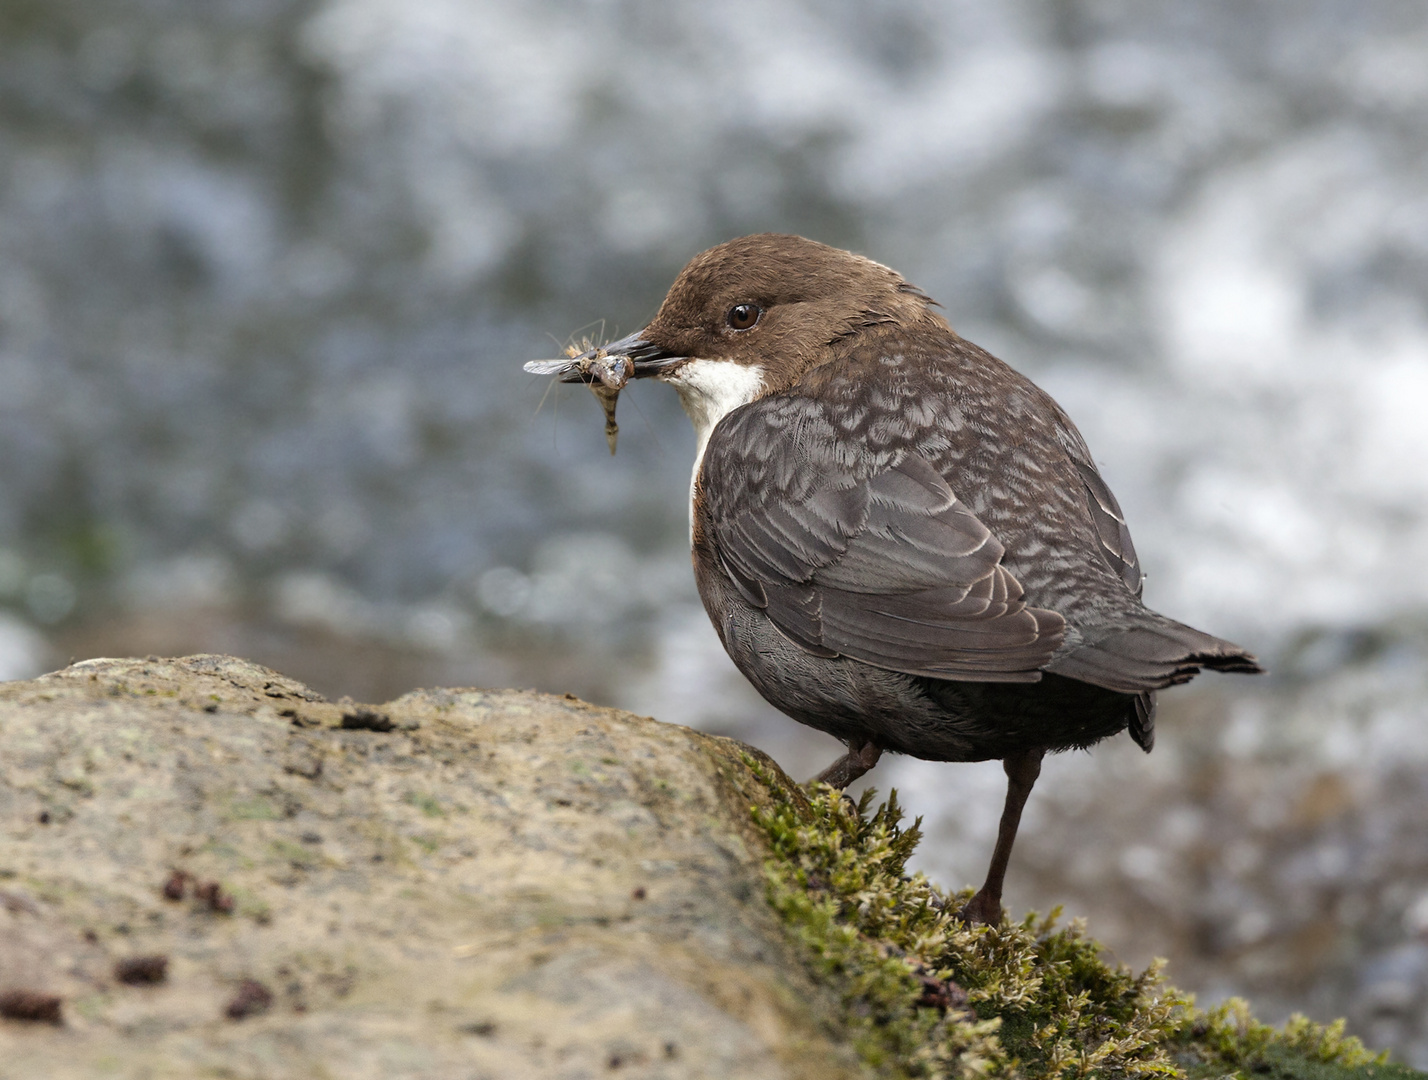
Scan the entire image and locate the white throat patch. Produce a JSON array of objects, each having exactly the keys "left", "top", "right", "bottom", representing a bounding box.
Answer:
[{"left": 662, "top": 359, "right": 766, "bottom": 537}]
